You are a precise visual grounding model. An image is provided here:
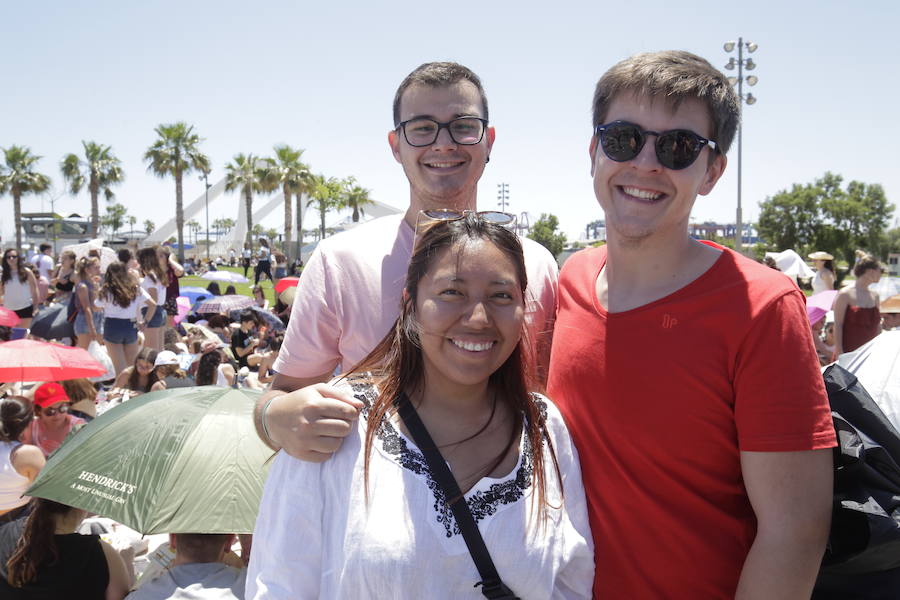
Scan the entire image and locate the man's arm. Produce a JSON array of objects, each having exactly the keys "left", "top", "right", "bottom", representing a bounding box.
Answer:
[
  {"left": 253, "top": 372, "right": 363, "bottom": 460},
  {"left": 735, "top": 449, "right": 833, "bottom": 600}
]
